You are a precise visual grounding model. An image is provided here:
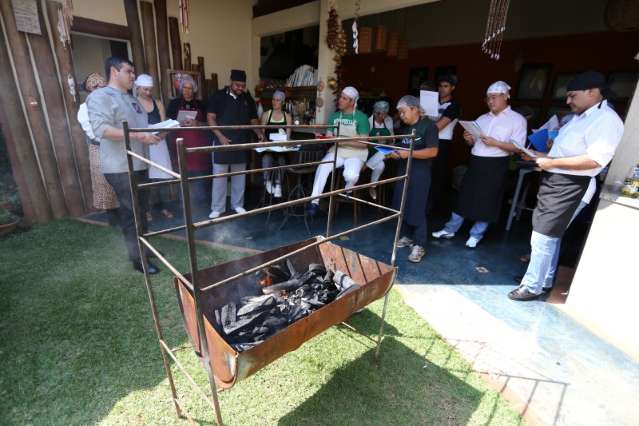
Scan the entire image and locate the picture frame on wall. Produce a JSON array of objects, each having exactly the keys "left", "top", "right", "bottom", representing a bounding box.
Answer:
[
  {"left": 551, "top": 72, "right": 578, "bottom": 100},
  {"left": 516, "top": 64, "right": 552, "bottom": 100},
  {"left": 167, "top": 69, "right": 203, "bottom": 100},
  {"left": 408, "top": 67, "right": 429, "bottom": 92},
  {"left": 607, "top": 71, "right": 639, "bottom": 101}
]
